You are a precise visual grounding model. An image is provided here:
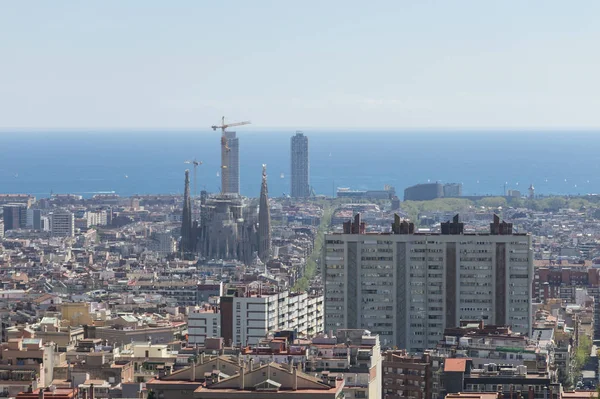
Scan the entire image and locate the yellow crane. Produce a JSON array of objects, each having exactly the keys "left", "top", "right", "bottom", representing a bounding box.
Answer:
[{"left": 211, "top": 116, "right": 251, "bottom": 194}]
